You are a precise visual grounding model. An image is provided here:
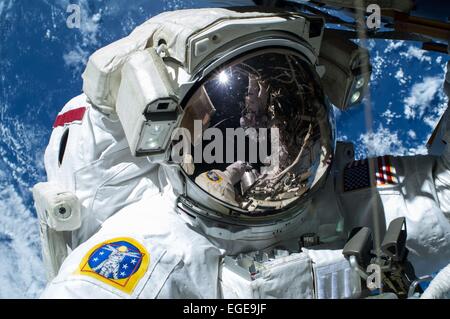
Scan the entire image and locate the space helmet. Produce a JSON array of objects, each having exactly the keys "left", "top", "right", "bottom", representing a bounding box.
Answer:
[
  {"left": 177, "top": 47, "right": 334, "bottom": 215},
  {"left": 83, "top": 8, "right": 336, "bottom": 242}
]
